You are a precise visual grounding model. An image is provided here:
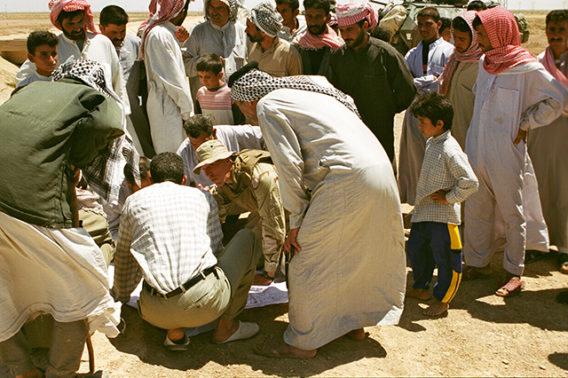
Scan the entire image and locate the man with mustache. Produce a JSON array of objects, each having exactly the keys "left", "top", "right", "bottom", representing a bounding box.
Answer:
[
  {"left": 329, "top": 2, "right": 415, "bottom": 162},
  {"left": 292, "top": 0, "right": 343, "bottom": 75},
  {"left": 246, "top": 2, "right": 302, "bottom": 77}
]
